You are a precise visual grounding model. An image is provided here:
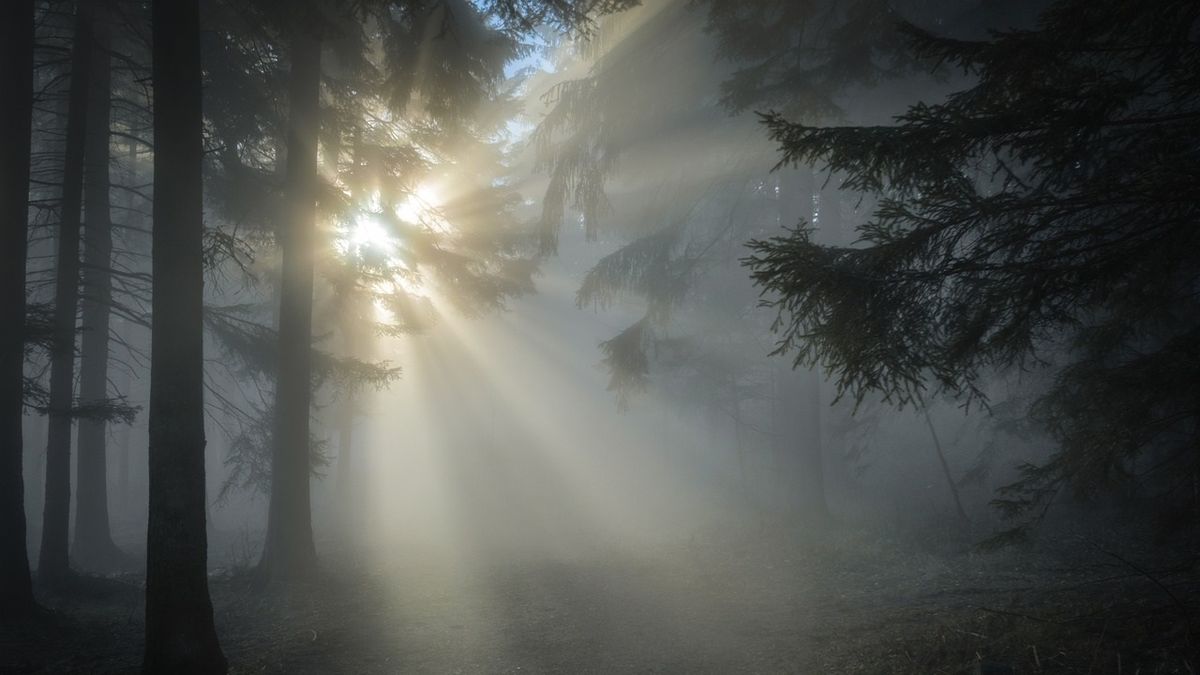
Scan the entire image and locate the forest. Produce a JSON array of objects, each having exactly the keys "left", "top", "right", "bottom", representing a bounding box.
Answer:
[{"left": 1, "top": 0, "right": 1198, "bottom": 672}]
